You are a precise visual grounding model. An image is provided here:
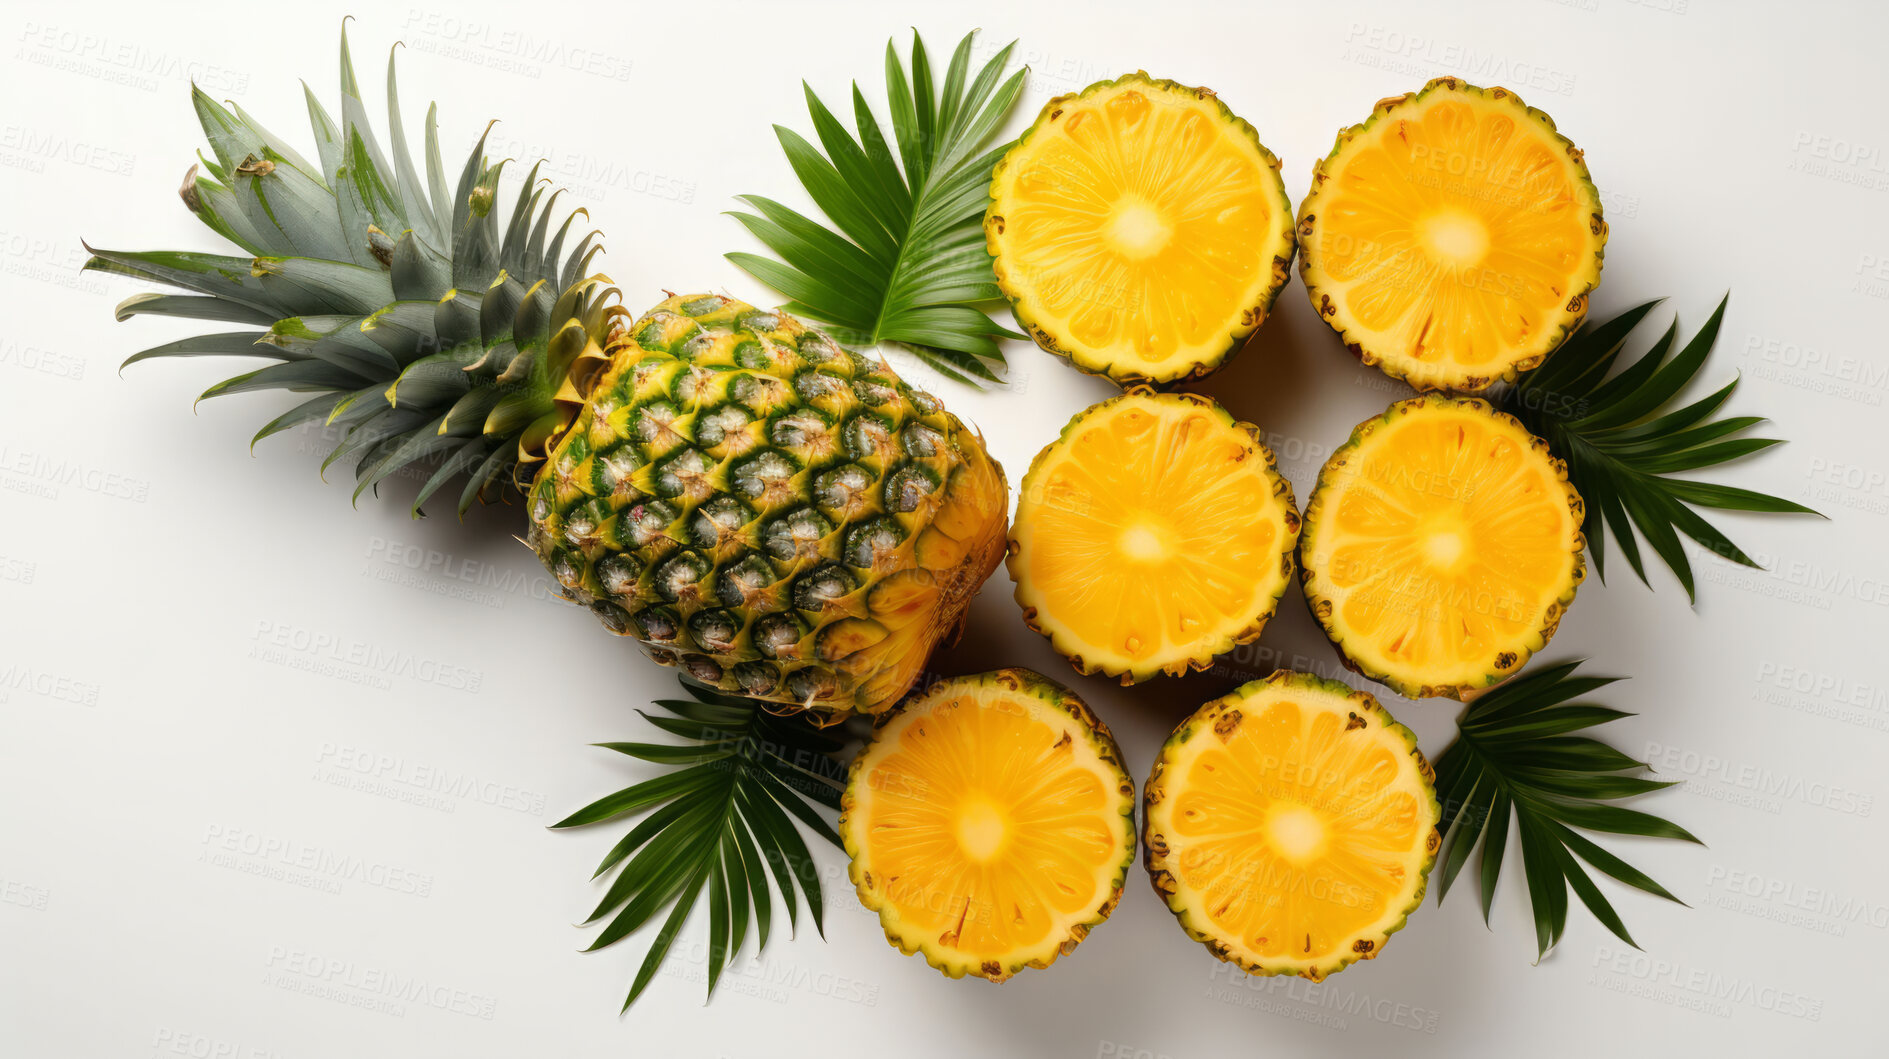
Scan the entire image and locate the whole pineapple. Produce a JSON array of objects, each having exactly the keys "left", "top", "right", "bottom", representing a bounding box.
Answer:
[{"left": 91, "top": 31, "right": 1008, "bottom": 719}]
